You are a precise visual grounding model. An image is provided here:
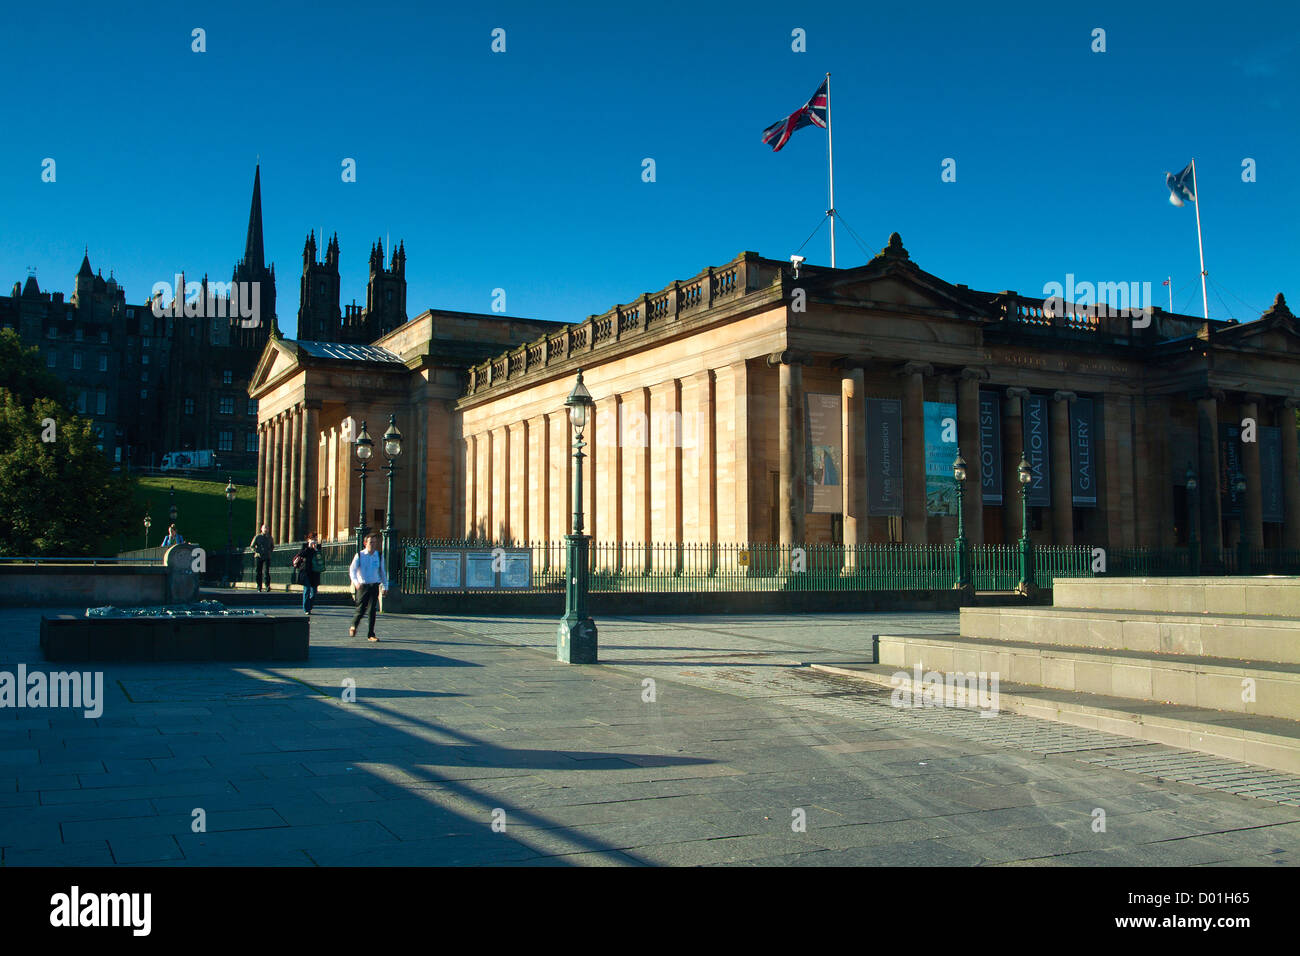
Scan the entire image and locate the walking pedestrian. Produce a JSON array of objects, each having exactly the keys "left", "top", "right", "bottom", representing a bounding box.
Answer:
[
  {"left": 250, "top": 523, "right": 275, "bottom": 592},
  {"left": 348, "top": 533, "right": 387, "bottom": 642},
  {"left": 293, "top": 532, "right": 323, "bottom": 616}
]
